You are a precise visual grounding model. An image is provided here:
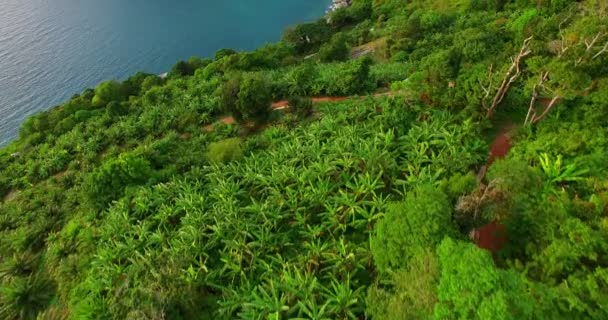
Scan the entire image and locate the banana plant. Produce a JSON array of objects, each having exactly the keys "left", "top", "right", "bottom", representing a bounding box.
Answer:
[
  {"left": 239, "top": 280, "right": 291, "bottom": 320},
  {"left": 295, "top": 299, "right": 332, "bottom": 320},
  {"left": 539, "top": 153, "right": 588, "bottom": 184},
  {"left": 321, "top": 275, "right": 365, "bottom": 320}
]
